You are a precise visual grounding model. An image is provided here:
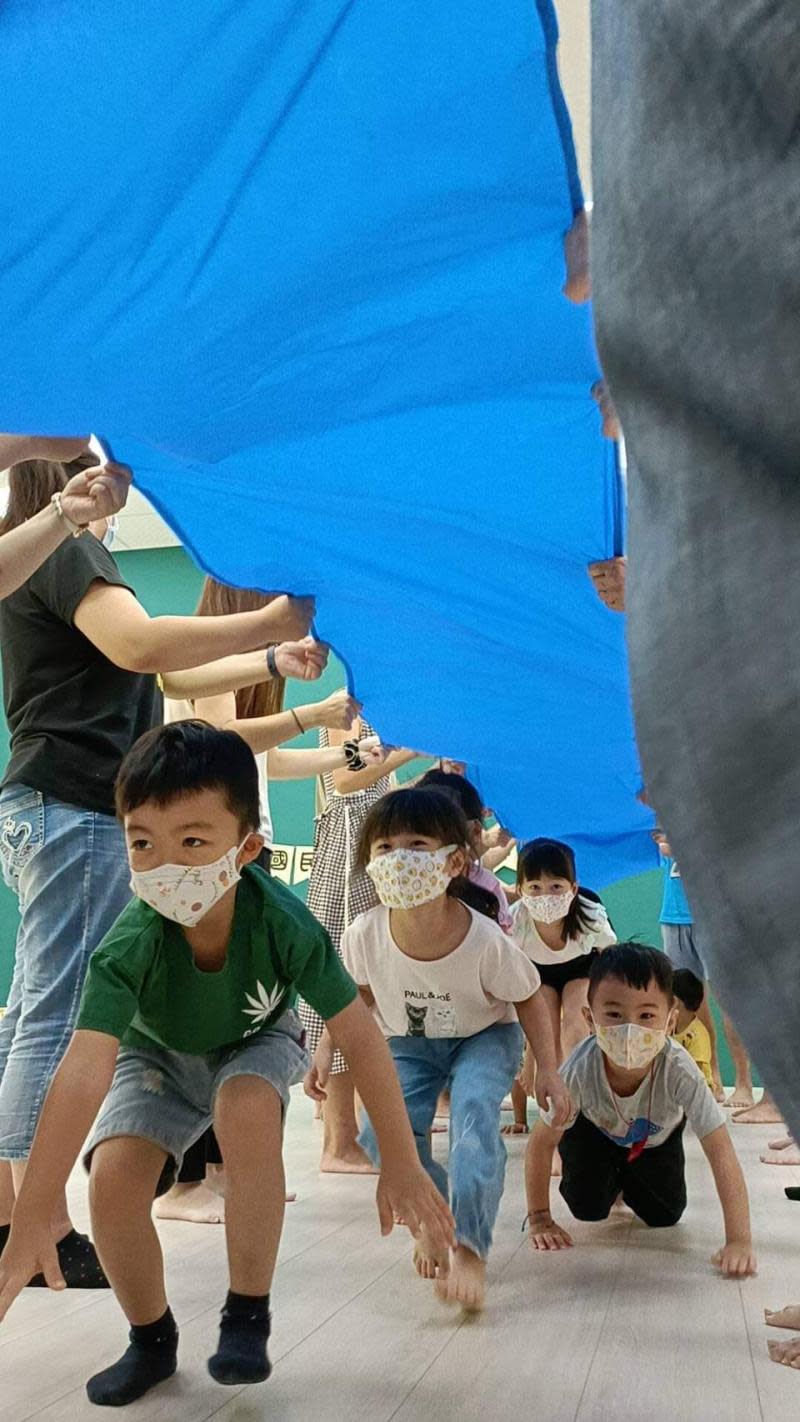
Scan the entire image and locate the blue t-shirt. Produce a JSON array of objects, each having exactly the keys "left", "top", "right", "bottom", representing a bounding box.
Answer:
[{"left": 659, "top": 857, "right": 693, "bottom": 926}]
